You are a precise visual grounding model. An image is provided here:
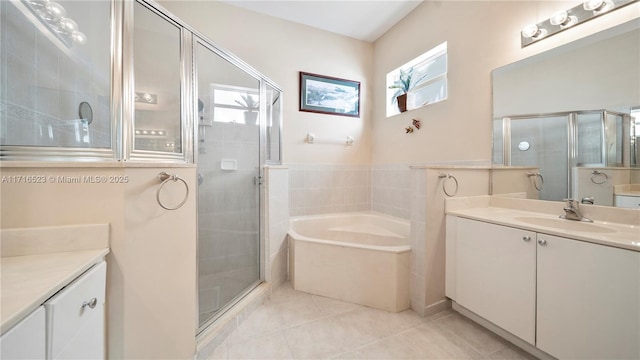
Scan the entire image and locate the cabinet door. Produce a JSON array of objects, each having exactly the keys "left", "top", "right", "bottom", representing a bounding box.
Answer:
[
  {"left": 45, "top": 261, "right": 106, "bottom": 359},
  {"left": 537, "top": 234, "right": 640, "bottom": 359},
  {"left": 0, "top": 306, "right": 45, "bottom": 359},
  {"left": 456, "top": 218, "right": 536, "bottom": 344},
  {"left": 615, "top": 195, "right": 640, "bottom": 209}
]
